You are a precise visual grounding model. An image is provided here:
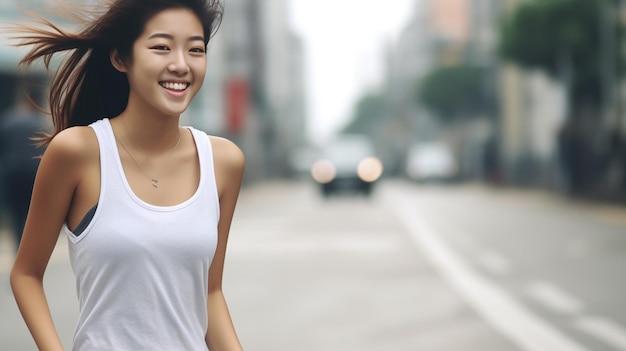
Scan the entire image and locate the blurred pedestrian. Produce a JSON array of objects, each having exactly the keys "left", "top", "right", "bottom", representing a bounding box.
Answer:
[
  {"left": 0, "top": 86, "right": 47, "bottom": 249},
  {"left": 8, "top": 1, "right": 245, "bottom": 350}
]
